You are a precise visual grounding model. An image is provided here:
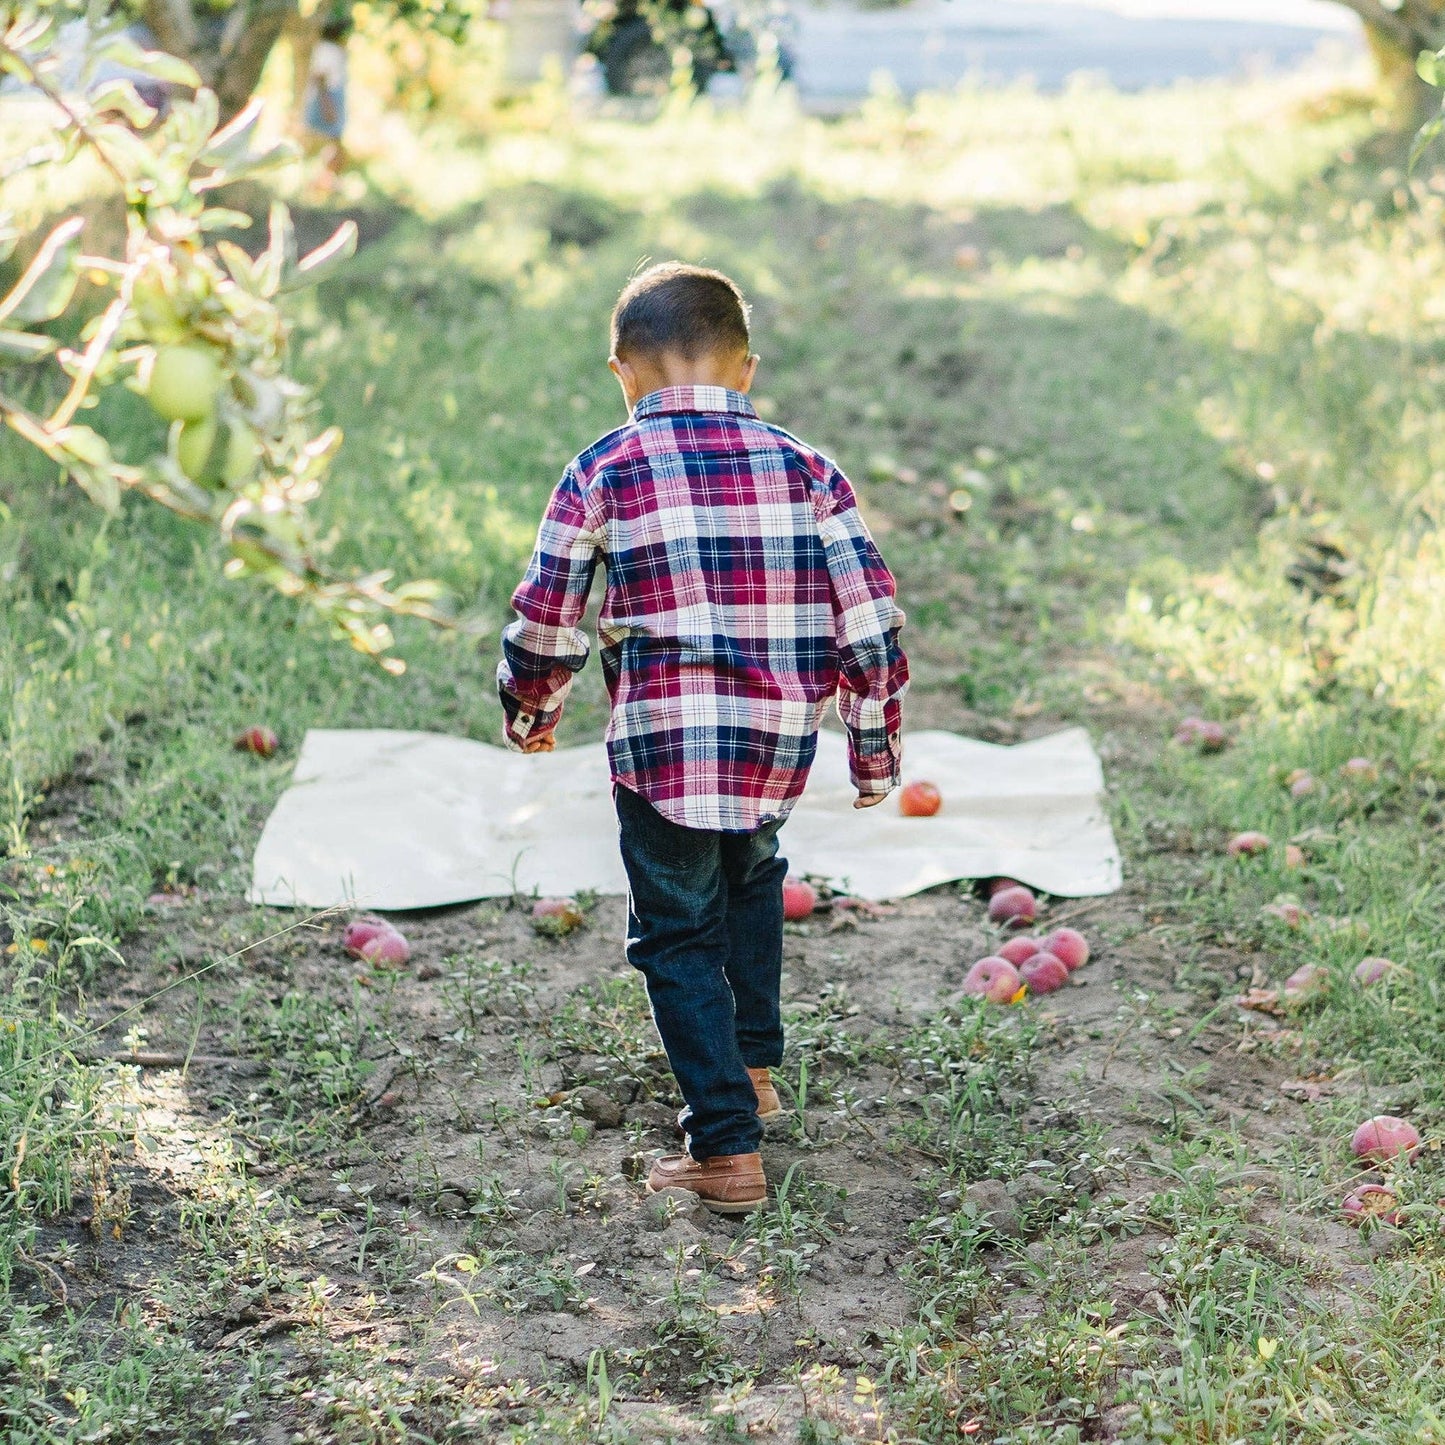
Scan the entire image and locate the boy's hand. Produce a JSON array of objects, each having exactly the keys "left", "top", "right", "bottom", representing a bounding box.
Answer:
[
  {"left": 853, "top": 793, "right": 885, "bottom": 810},
  {"left": 520, "top": 733, "right": 556, "bottom": 754}
]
